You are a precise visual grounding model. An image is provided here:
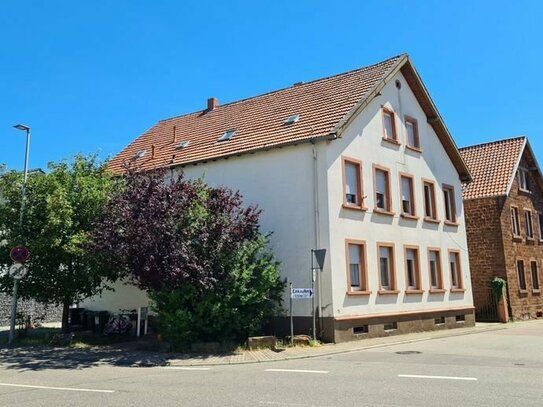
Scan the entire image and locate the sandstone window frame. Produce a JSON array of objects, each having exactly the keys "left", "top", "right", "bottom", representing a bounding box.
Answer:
[
  {"left": 518, "top": 168, "right": 530, "bottom": 192},
  {"left": 510, "top": 205, "right": 521, "bottom": 239},
  {"left": 448, "top": 250, "right": 464, "bottom": 292},
  {"left": 381, "top": 106, "right": 399, "bottom": 144},
  {"left": 422, "top": 178, "right": 439, "bottom": 223},
  {"left": 342, "top": 156, "right": 366, "bottom": 211},
  {"left": 525, "top": 208, "right": 535, "bottom": 240},
  {"left": 345, "top": 239, "right": 370, "bottom": 295},
  {"left": 404, "top": 115, "right": 421, "bottom": 152},
  {"left": 399, "top": 172, "right": 417, "bottom": 219},
  {"left": 428, "top": 248, "right": 445, "bottom": 292},
  {"left": 530, "top": 259, "right": 540, "bottom": 292},
  {"left": 404, "top": 245, "right": 423, "bottom": 293},
  {"left": 442, "top": 184, "right": 458, "bottom": 225},
  {"left": 373, "top": 164, "right": 393, "bottom": 215},
  {"left": 377, "top": 242, "right": 398, "bottom": 294},
  {"left": 516, "top": 259, "right": 527, "bottom": 292}
]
